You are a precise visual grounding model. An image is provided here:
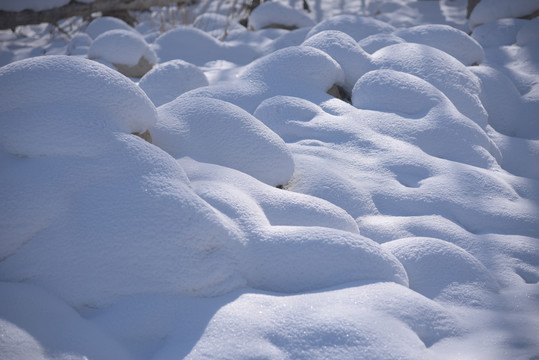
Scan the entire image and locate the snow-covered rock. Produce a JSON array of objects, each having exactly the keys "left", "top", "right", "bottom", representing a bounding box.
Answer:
[
  {"left": 248, "top": 2, "right": 315, "bottom": 31},
  {"left": 0, "top": 282, "right": 131, "bottom": 360},
  {"left": 138, "top": 59, "right": 209, "bottom": 106},
  {"left": 469, "top": 0, "right": 539, "bottom": 29},
  {"left": 371, "top": 43, "right": 488, "bottom": 128},
  {"left": 394, "top": 24, "right": 485, "bottom": 66},
  {"left": 238, "top": 45, "right": 344, "bottom": 97},
  {"left": 302, "top": 30, "right": 374, "bottom": 93},
  {"left": 185, "top": 45, "right": 344, "bottom": 113},
  {"left": 86, "top": 16, "right": 136, "bottom": 39},
  {"left": 471, "top": 65, "right": 539, "bottom": 139},
  {"left": 471, "top": 18, "right": 529, "bottom": 47},
  {"left": 88, "top": 29, "right": 157, "bottom": 77},
  {"left": 153, "top": 96, "right": 294, "bottom": 186},
  {"left": 193, "top": 12, "right": 243, "bottom": 33},
  {"left": 0, "top": 55, "right": 243, "bottom": 306},
  {"left": 66, "top": 33, "right": 92, "bottom": 56},
  {"left": 153, "top": 26, "right": 258, "bottom": 66},
  {"left": 180, "top": 158, "right": 409, "bottom": 292},
  {"left": 516, "top": 17, "right": 539, "bottom": 45},
  {"left": 352, "top": 69, "right": 446, "bottom": 115},
  {"left": 159, "top": 282, "right": 459, "bottom": 358},
  {"left": 357, "top": 33, "right": 406, "bottom": 54},
  {"left": 0, "top": 55, "right": 155, "bottom": 158},
  {"left": 306, "top": 14, "right": 395, "bottom": 42},
  {"left": 383, "top": 237, "right": 499, "bottom": 304}
]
